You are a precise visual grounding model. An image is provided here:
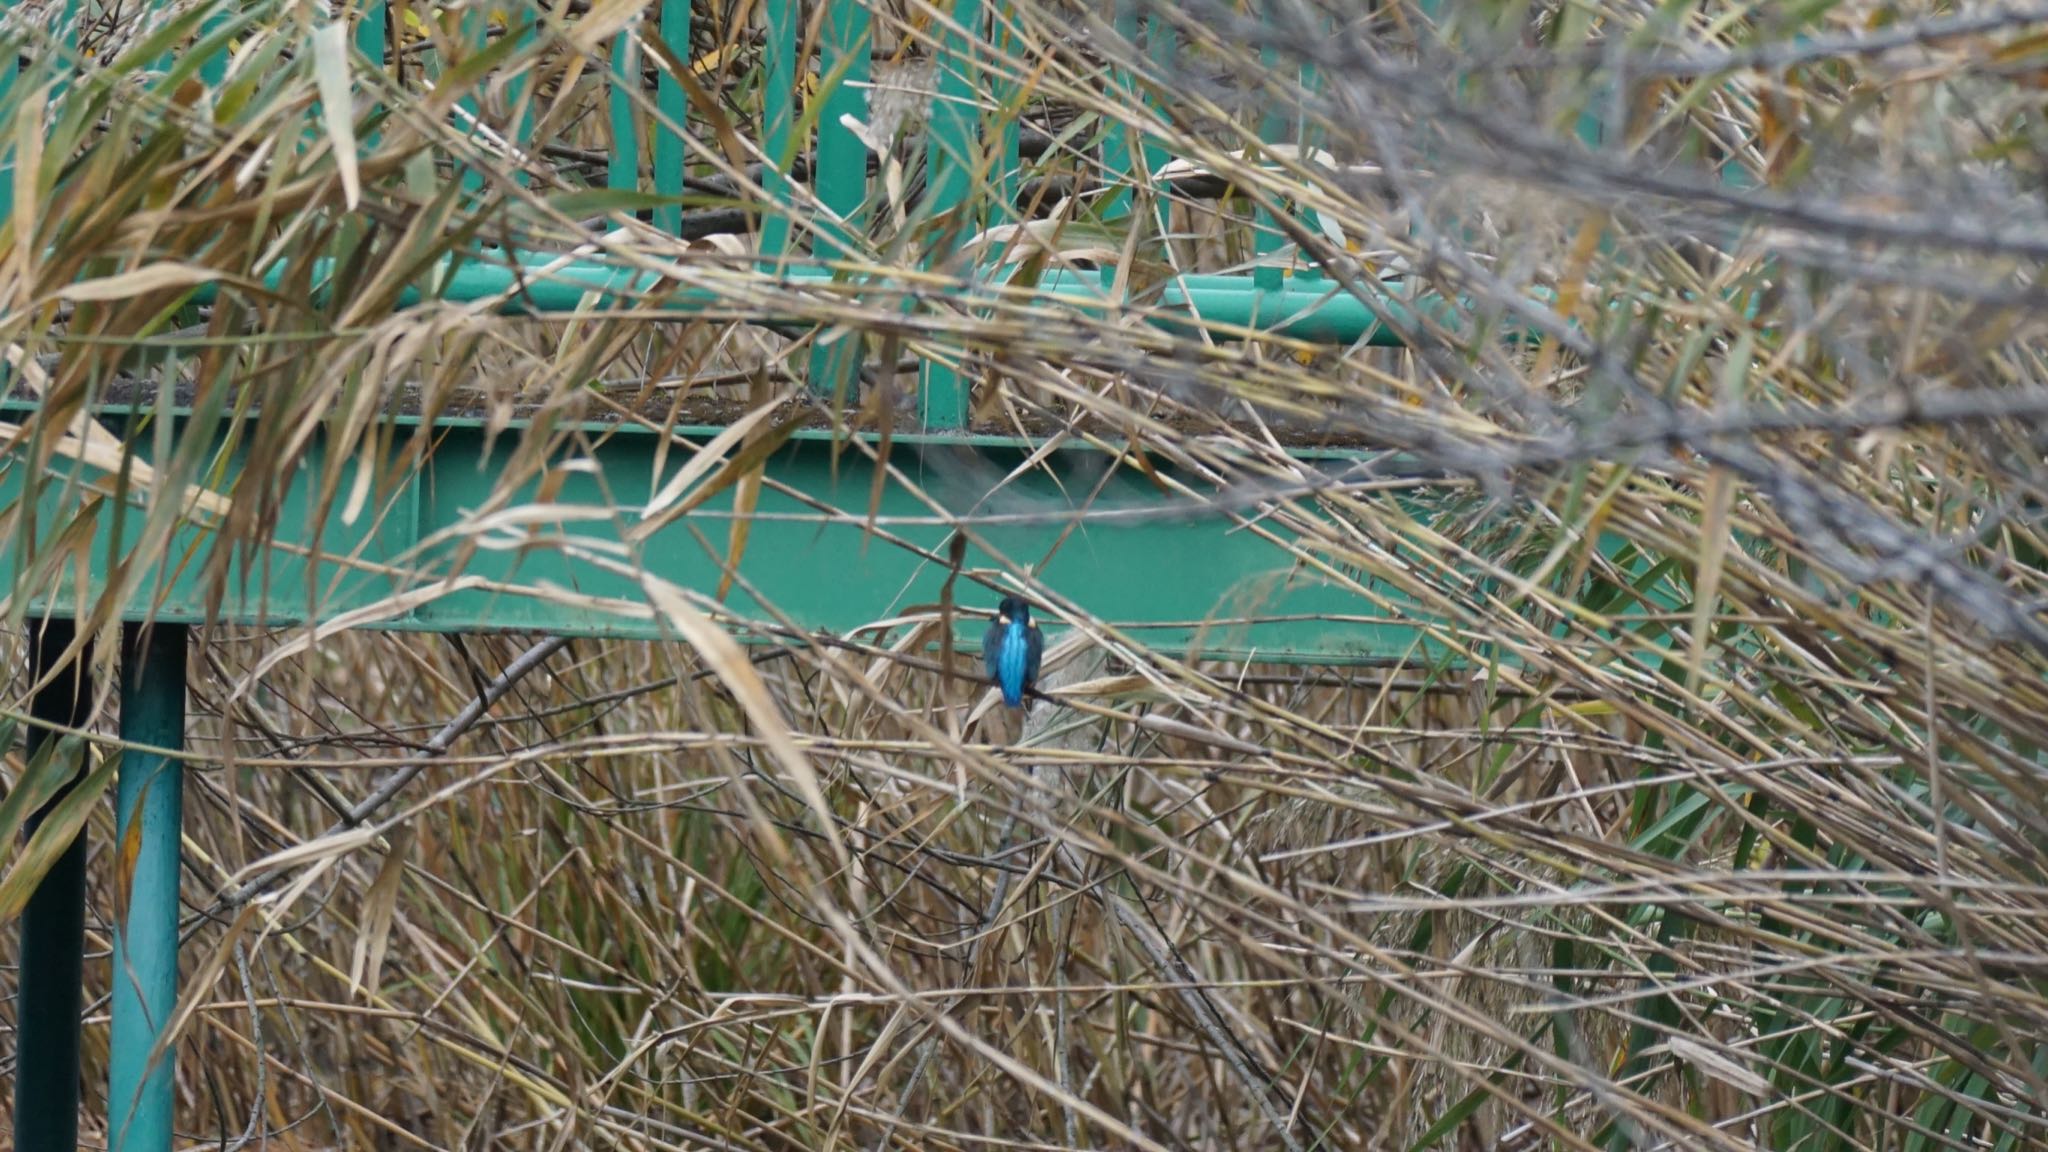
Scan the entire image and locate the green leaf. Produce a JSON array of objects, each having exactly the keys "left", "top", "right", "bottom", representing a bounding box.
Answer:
[
  {"left": 0, "top": 729, "right": 77, "bottom": 851},
  {"left": 0, "top": 749, "right": 121, "bottom": 924}
]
